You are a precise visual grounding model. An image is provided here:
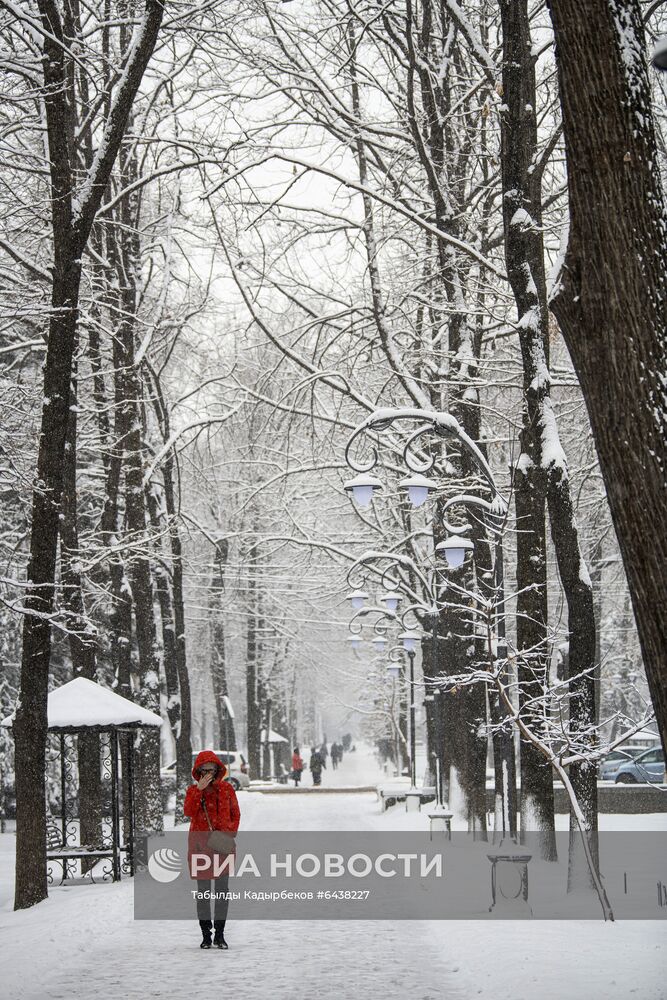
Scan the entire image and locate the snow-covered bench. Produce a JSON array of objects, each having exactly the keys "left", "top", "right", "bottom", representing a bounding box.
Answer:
[
  {"left": 377, "top": 785, "right": 436, "bottom": 811},
  {"left": 426, "top": 806, "right": 453, "bottom": 839},
  {"left": 46, "top": 820, "right": 116, "bottom": 884}
]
